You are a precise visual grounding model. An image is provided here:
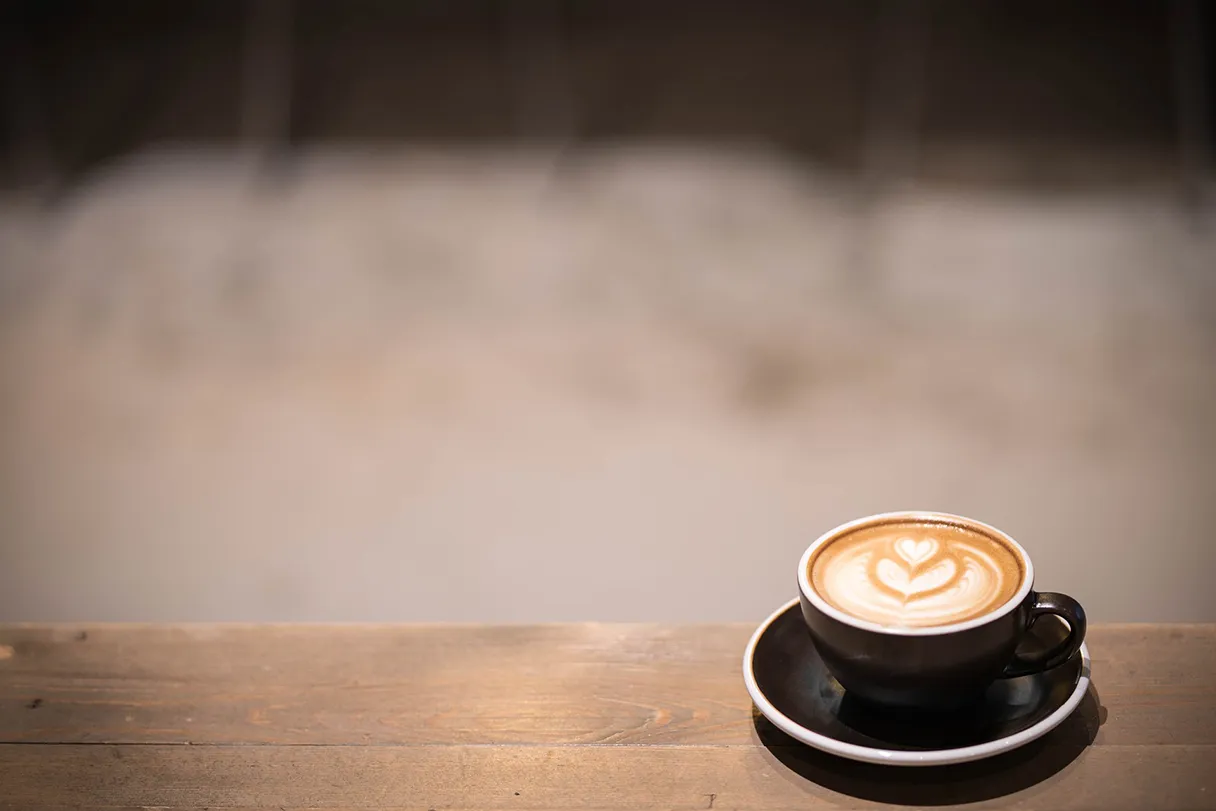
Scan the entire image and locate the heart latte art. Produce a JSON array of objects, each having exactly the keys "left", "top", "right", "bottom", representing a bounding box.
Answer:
[{"left": 809, "top": 521, "right": 1024, "bottom": 628}]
